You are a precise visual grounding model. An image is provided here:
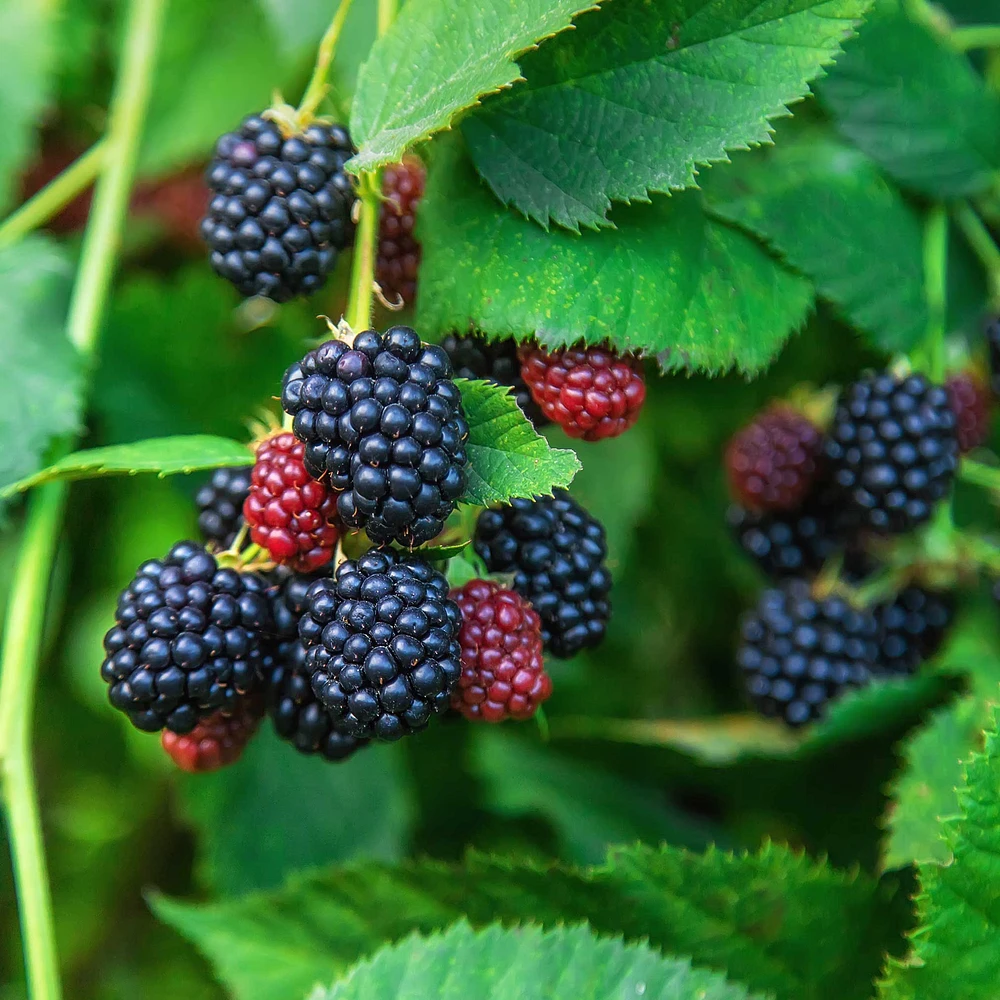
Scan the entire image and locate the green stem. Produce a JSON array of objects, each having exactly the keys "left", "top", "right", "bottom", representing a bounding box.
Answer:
[
  {"left": 959, "top": 457, "right": 1000, "bottom": 492},
  {"left": 0, "top": 0, "right": 165, "bottom": 995},
  {"left": 923, "top": 204, "right": 948, "bottom": 383},
  {"left": 345, "top": 172, "right": 381, "bottom": 330},
  {"left": 377, "top": 0, "right": 397, "bottom": 35},
  {"left": 952, "top": 201, "right": 1000, "bottom": 308},
  {"left": 951, "top": 25, "right": 1000, "bottom": 51},
  {"left": 0, "top": 142, "right": 107, "bottom": 251},
  {"left": 296, "top": 0, "right": 356, "bottom": 121}
]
